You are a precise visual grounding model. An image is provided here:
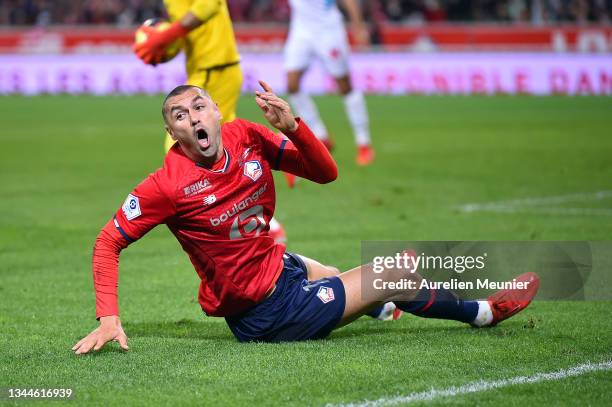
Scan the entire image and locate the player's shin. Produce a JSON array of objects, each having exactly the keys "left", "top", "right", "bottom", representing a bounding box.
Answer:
[
  {"left": 343, "top": 90, "right": 370, "bottom": 146},
  {"left": 394, "top": 287, "right": 482, "bottom": 324},
  {"left": 288, "top": 93, "right": 329, "bottom": 140}
]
